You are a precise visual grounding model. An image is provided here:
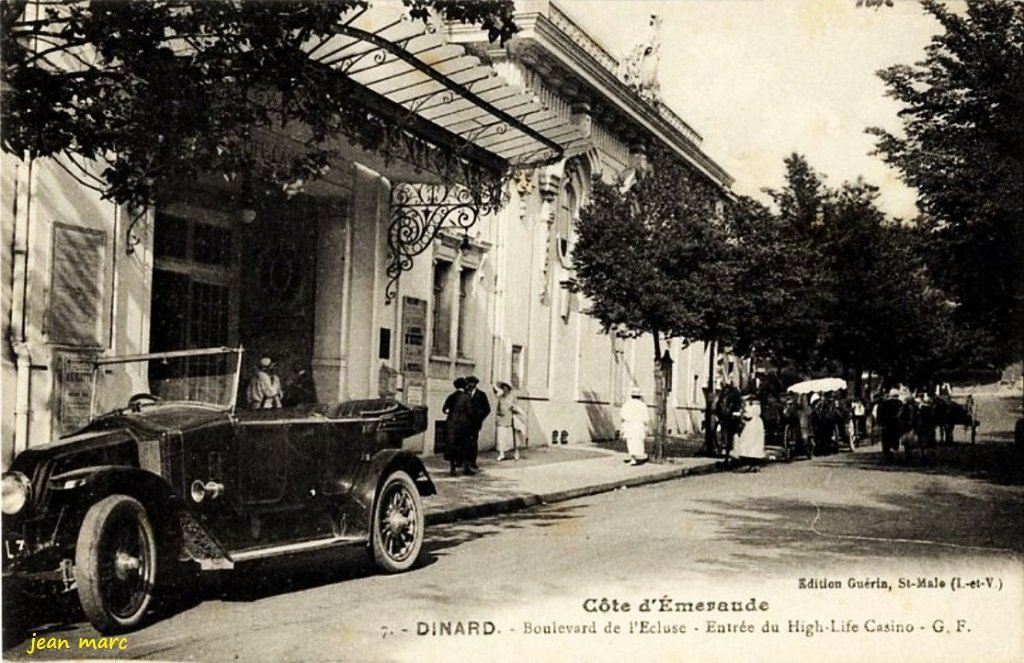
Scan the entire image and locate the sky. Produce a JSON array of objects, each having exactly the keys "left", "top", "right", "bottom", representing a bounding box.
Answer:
[{"left": 559, "top": 0, "right": 947, "bottom": 220}]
